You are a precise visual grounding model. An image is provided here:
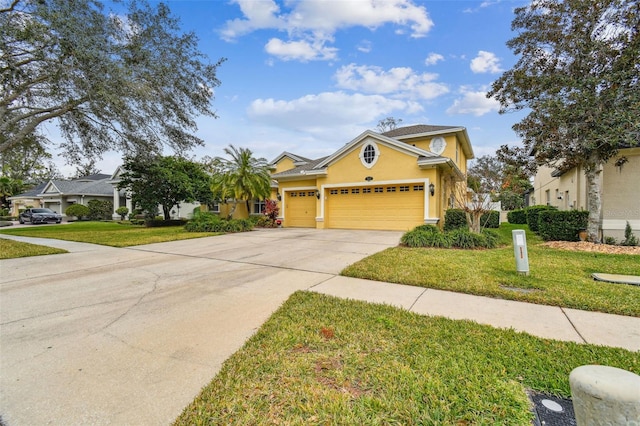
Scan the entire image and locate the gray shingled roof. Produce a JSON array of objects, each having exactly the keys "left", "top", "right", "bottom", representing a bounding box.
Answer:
[
  {"left": 381, "top": 124, "right": 459, "bottom": 138},
  {"left": 45, "top": 178, "right": 114, "bottom": 196},
  {"left": 10, "top": 182, "right": 47, "bottom": 198},
  {"left": 271, "top": 156, "right": 329, "bottom": 177}
]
